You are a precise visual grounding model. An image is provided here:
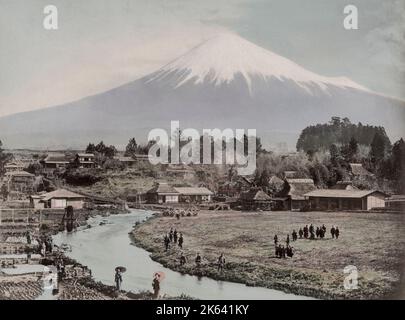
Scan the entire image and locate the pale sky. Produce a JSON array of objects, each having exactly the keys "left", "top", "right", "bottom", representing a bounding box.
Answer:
[{"left": 0, "top": 0, "right": 404, "bottom": 117}]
